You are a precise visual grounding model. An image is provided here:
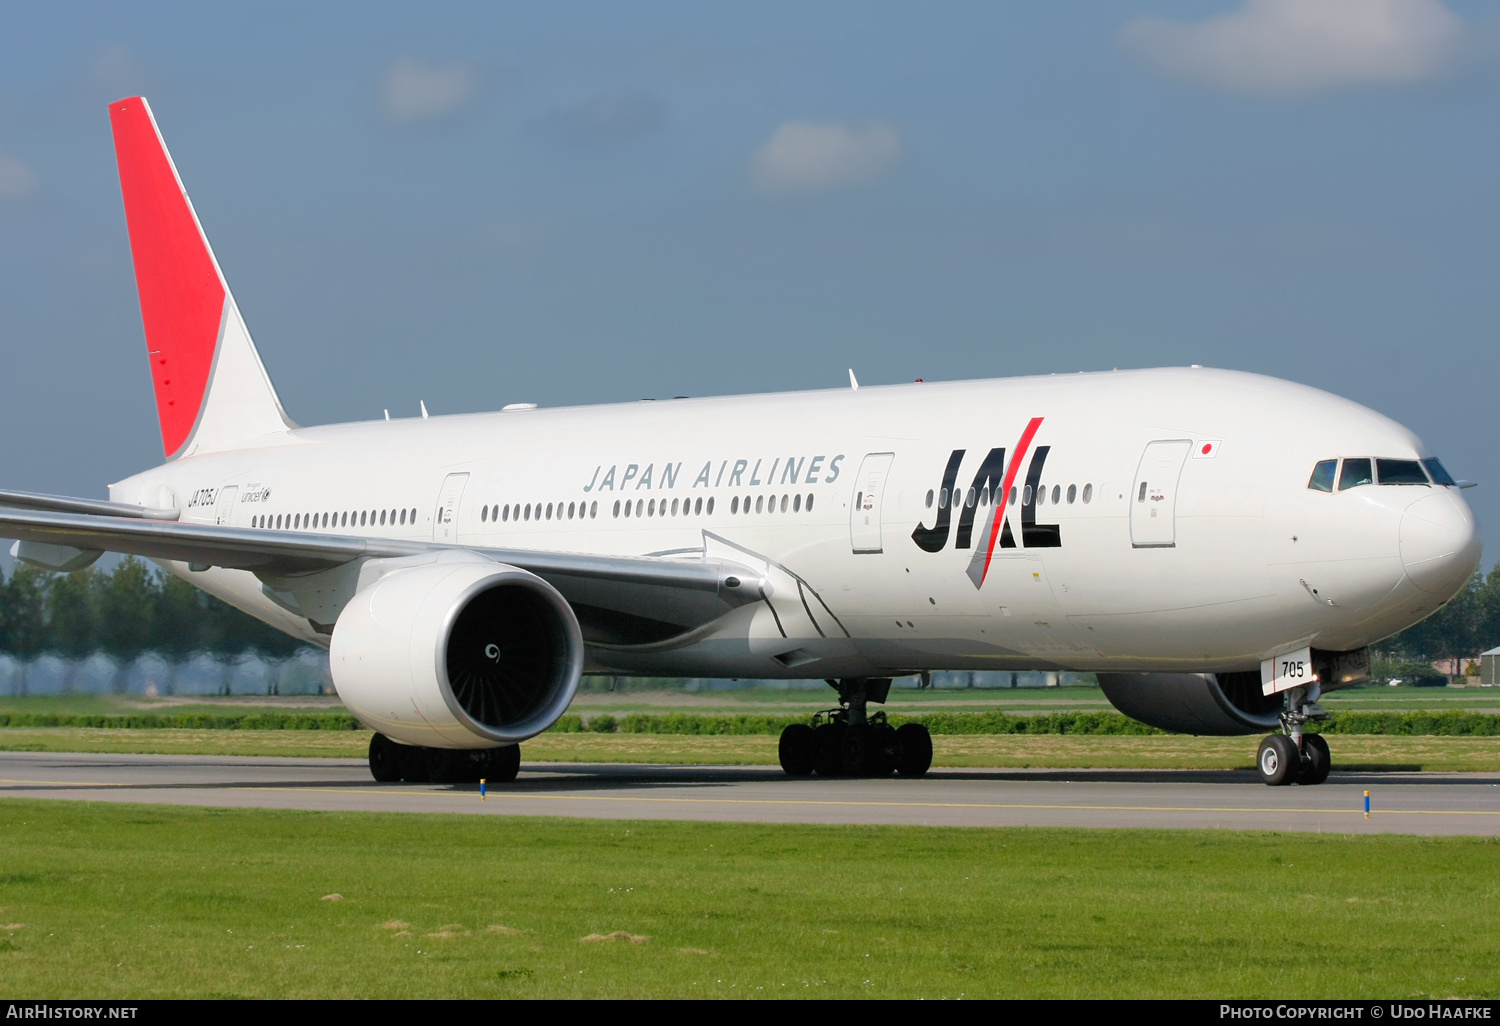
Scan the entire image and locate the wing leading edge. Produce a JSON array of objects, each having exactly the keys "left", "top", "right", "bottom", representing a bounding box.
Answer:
[{"left": 0, "top": 500, "right": 764, "bottom": 645}]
